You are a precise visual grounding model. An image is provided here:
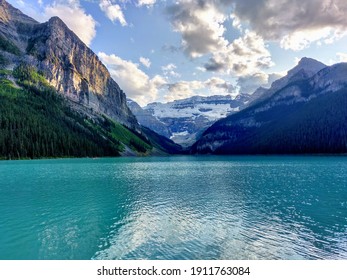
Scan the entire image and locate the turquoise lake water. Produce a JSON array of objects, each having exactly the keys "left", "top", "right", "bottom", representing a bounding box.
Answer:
[{"left": 0, "top": 156, "right": 346, "bottom": 260}]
